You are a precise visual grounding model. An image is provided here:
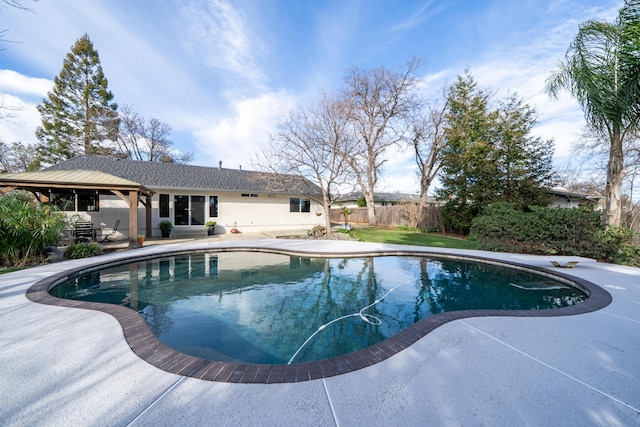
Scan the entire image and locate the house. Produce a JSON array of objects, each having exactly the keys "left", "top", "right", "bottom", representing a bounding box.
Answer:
[
  {"left": 547, "top": 186, "right": 603, "bottom": 209},
  {"left": 334, "top": 192, "right": 434, "bottom": 208},
  {"left": 0, "top": 156, "right": 324, "bottom": 245}
]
